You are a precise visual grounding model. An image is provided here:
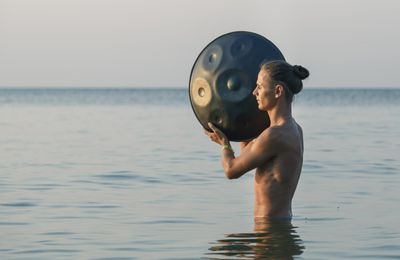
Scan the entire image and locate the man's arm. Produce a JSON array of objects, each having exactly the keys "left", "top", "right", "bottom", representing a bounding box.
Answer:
[
  {"left": 206, "top": 123, "right": 278, "bottom": 179},
  {"left": 222, "top": 134, "right": 277, "bottom": 179},
  {"left": 239, "top": 139, "right": 254, "bottom": 154}
]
